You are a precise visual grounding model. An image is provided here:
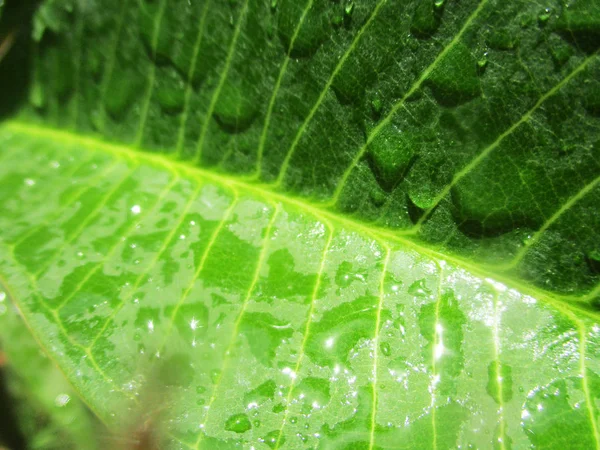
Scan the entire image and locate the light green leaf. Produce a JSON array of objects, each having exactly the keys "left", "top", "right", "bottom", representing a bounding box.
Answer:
[{"left": 1, "top": 0, "right": 600, "bottom": 448}]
